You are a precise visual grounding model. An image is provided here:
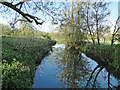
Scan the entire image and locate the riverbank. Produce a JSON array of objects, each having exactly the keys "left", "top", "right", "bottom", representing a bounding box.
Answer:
[
  {"left": 2, "top": 36, "right": 56, "bottom": 89},
  {"left": 81, "top": 43, "right": 120, "bottom": 79}
]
